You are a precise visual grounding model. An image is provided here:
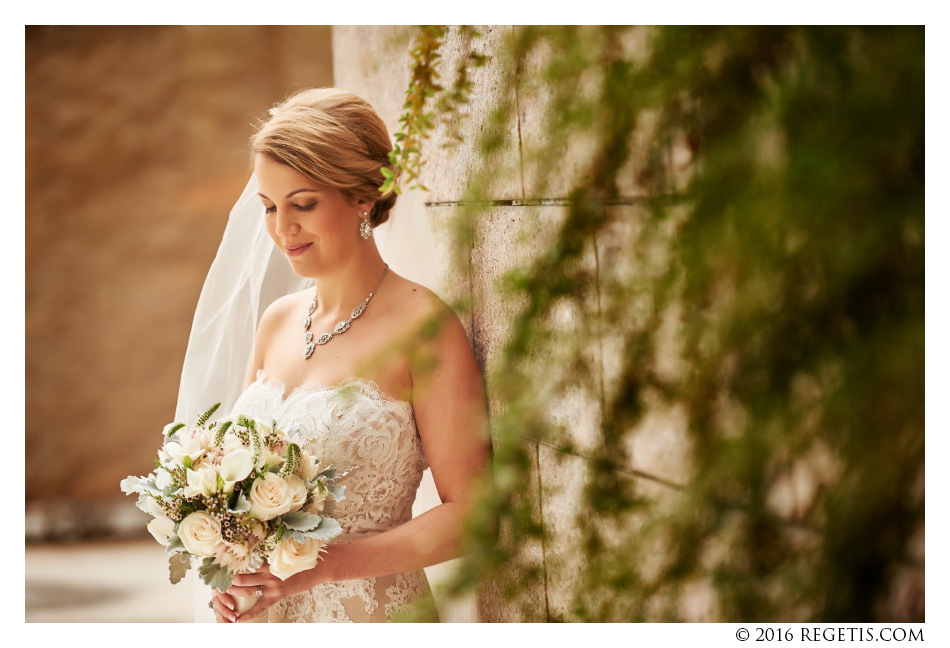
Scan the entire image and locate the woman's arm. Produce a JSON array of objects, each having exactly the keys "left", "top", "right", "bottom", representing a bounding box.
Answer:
[
  {"left": 226, "top": 296, "right": 491, "bottom": 621},
  {"left": 317, "top": 298, "right": 491, "bottom": 578}
]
